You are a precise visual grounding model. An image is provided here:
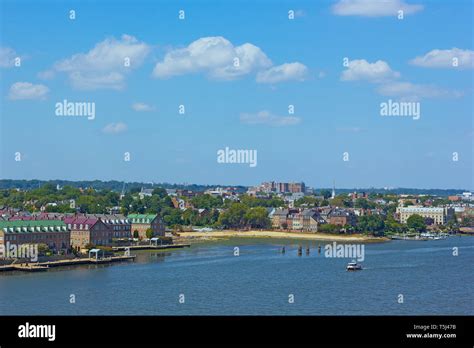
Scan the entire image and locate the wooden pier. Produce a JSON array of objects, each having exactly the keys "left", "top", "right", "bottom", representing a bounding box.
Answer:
[
  {"left": 112, "top": 244, "right": 191, "bottom": 251},
  {"left": 0, "top": 255, "right": 136, "bottom": 273}
]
